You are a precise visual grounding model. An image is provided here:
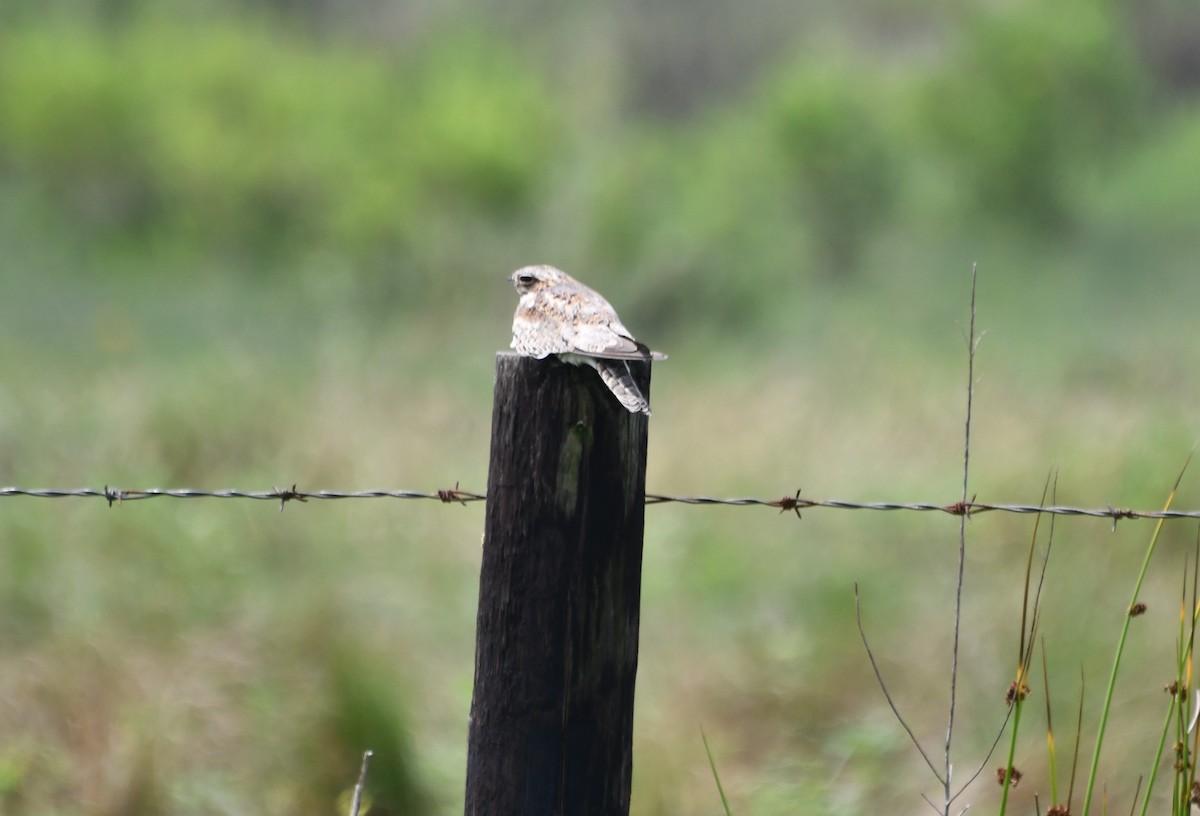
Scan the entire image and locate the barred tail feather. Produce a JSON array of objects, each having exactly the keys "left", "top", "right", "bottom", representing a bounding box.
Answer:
[{"left": 597, "top": 360, "right": 651, "bottom": 415}]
